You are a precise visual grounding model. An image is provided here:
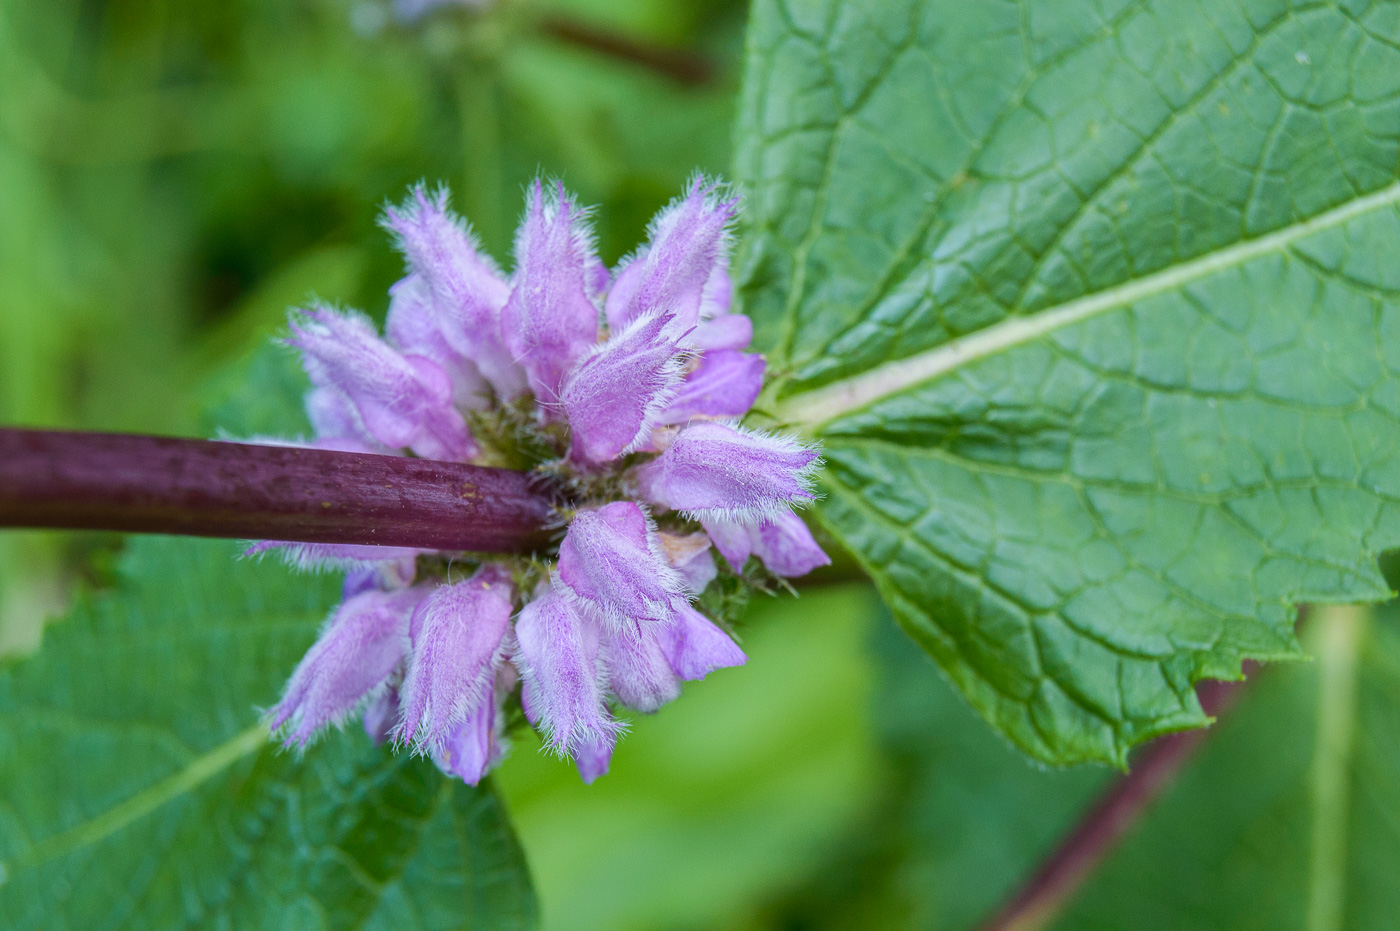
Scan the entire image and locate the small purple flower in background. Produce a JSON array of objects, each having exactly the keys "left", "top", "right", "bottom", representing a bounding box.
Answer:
[{"left": 257, "top": 177, "right": 826, "bottom": 785}]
